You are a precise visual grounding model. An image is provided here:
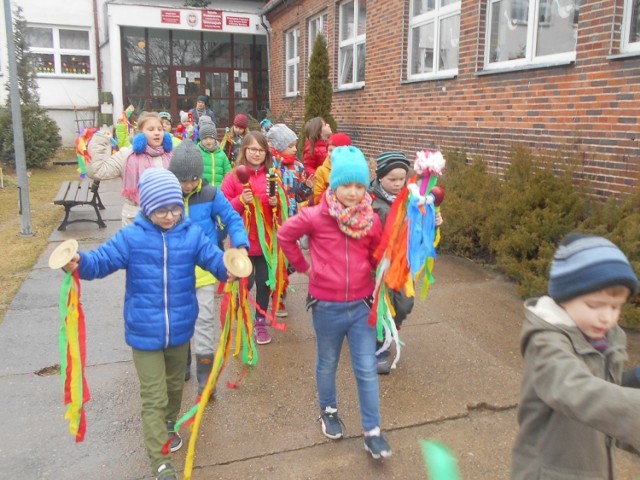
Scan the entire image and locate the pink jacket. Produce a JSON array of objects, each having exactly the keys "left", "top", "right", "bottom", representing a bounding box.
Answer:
[
  {"left": 277, "top": 198, "right": 382, "bottom": 302},
  {"left": 221, "top": 164, "right": 279, "bottom": 257},
  {"left": 303, "top": 138, "right": 329, "bottom": 176}
]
